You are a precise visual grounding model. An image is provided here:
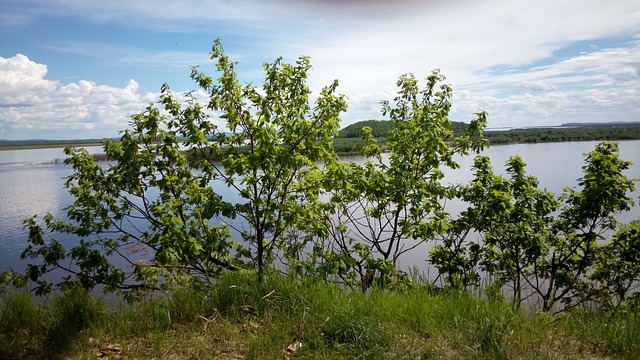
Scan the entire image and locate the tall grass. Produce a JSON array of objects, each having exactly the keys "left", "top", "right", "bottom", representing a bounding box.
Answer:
[
  {"left": 1, "top": 273, "right": 637, "bottom": 359},
  {"left": 0, "top": 286, "right": 105, "bottom": 360},
  {"left": 0, "top": 291, "right": 45, "bottom": 359},
  {"left": 564, "top": 308, "right": 640, "bottom": 359}
]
